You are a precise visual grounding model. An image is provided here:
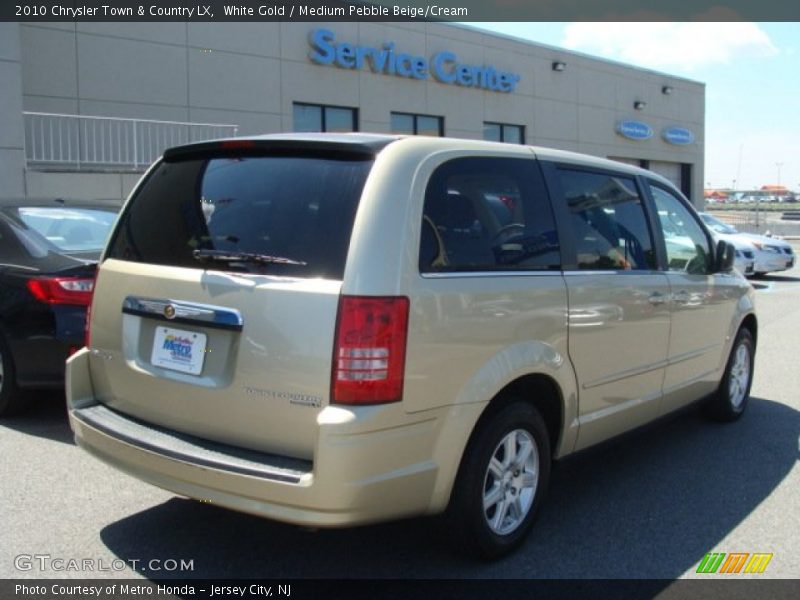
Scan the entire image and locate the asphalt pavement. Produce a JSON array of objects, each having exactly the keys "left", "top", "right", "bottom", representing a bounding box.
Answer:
[{"left": 2, "top": 259, "right": 799, "bottom": 584}]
